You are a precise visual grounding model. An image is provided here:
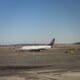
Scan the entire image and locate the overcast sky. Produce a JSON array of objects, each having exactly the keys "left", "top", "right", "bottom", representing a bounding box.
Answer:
[{"left": 0, "top": 0, "right": 80, "bottom": 44}]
